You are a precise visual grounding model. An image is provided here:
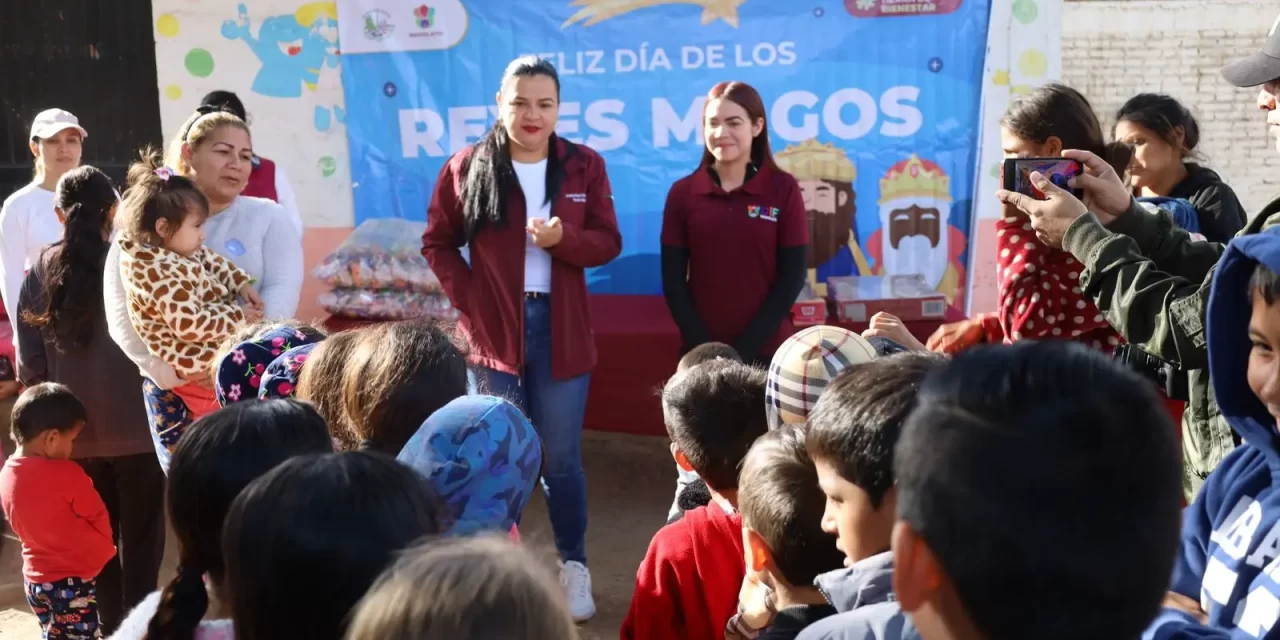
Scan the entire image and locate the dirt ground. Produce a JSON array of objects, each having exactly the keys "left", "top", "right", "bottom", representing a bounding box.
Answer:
[{"left": 0, "top": 430, "right": 675, "bottom": 639}]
